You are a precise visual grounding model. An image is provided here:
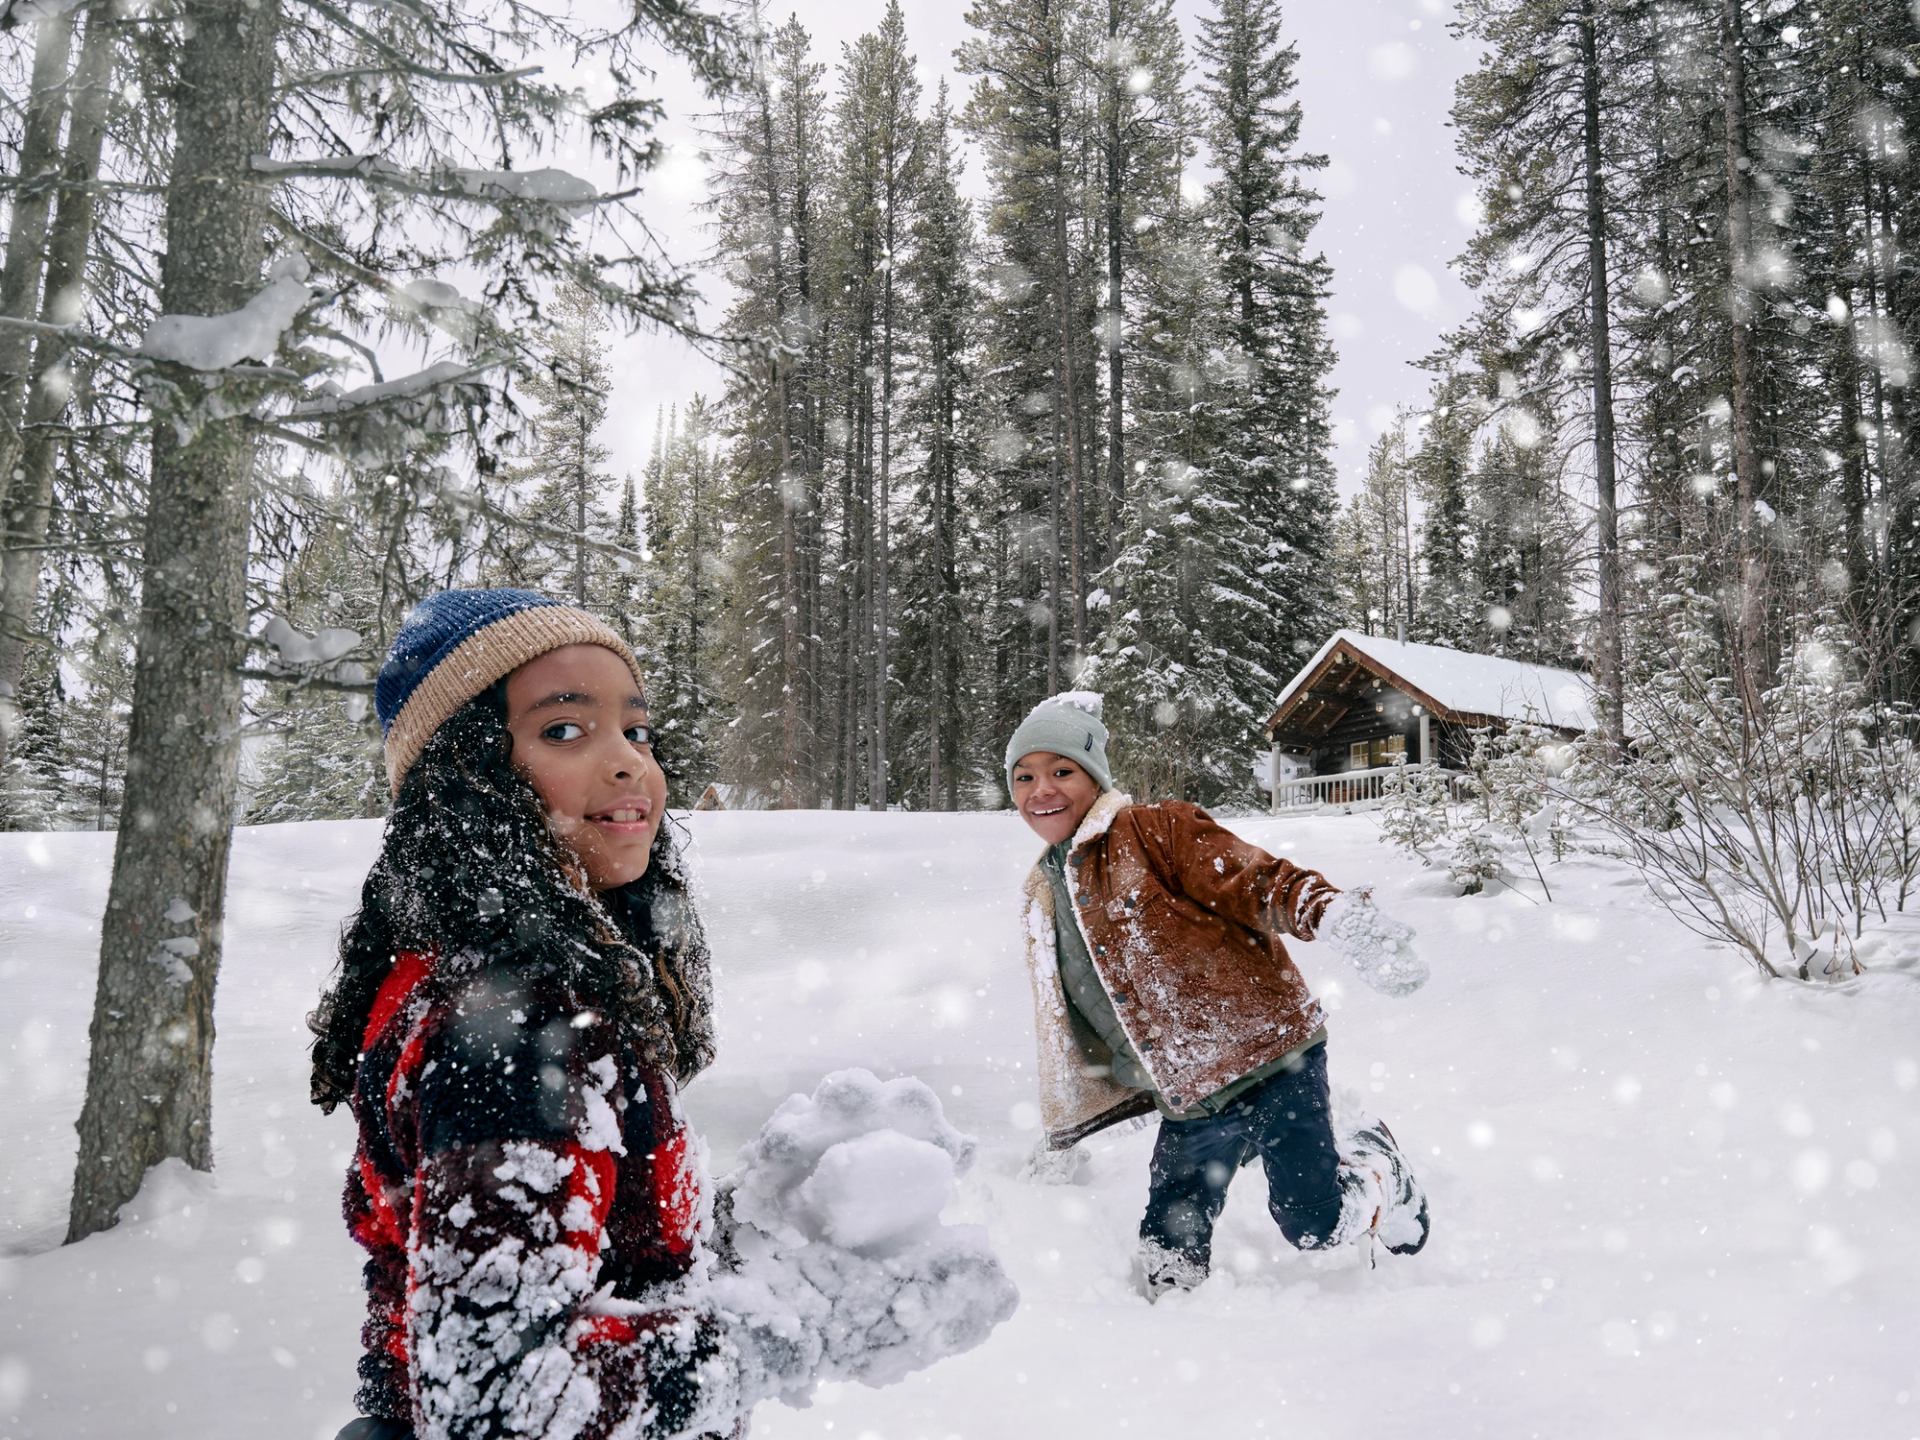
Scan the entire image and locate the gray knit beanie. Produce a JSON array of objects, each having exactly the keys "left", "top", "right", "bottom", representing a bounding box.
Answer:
[{"left": 1004, "top": 691, "right": 1114, "bottom": 794}]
